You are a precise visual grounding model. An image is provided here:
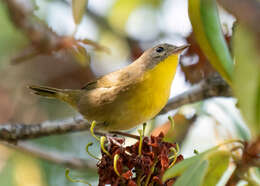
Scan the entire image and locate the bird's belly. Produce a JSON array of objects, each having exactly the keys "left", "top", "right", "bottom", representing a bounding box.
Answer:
[
  {"left": 98, "top": 81, "right": 170, "bottom": 131},
  {"left": 122, "top": 87, "right": 169, "bottom": 129}
]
